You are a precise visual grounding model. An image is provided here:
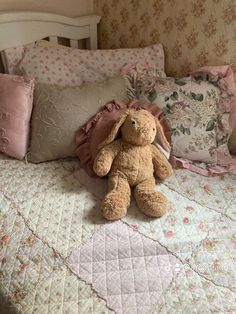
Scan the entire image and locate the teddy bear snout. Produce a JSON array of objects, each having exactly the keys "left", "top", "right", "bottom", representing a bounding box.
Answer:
[
  {"left": 138, "top": 127, "right": 149, "bottom": 136},
  {"left": 137, "top": 126, "right": 155, "bottom": 142}
]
